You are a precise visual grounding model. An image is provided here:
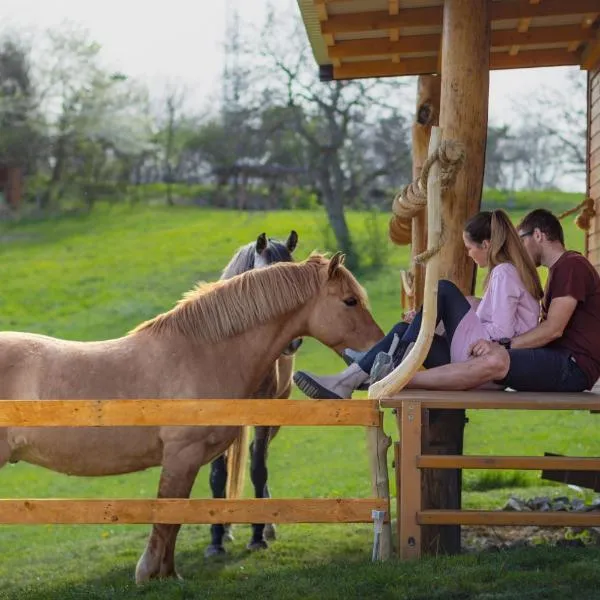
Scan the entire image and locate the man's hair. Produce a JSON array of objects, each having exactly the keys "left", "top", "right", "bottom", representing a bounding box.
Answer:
[{"left": 518, "top": 209, "right": 564, "bottom": 246}]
